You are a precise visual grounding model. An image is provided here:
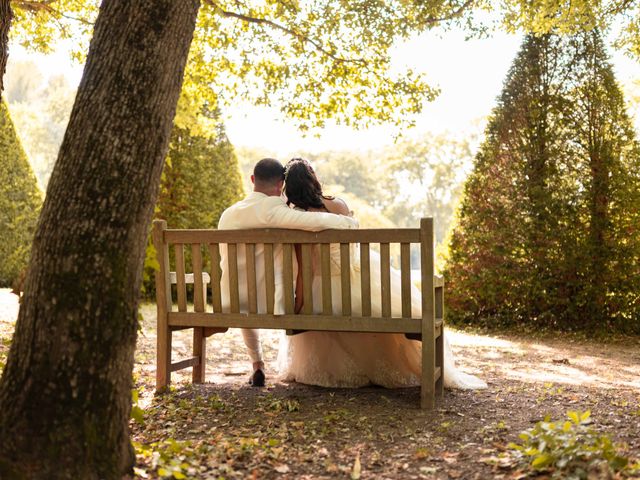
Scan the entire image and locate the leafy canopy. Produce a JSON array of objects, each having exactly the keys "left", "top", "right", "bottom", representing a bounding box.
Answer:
[
  {"left": 13, "top": 1, "right": 640, "bottom": 132},
  {"left": 10, "top": 0, "right": 466, "bottom": 130}
]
